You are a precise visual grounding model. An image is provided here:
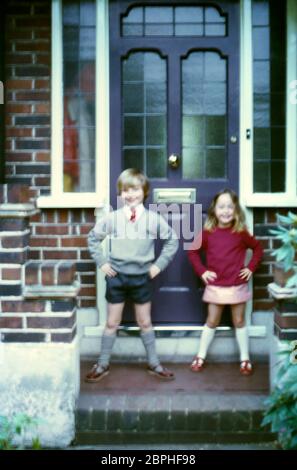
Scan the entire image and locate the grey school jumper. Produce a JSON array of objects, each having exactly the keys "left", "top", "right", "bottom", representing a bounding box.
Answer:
[{"left": 88, "top": 208, "right": 178, "bottom": 274}]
